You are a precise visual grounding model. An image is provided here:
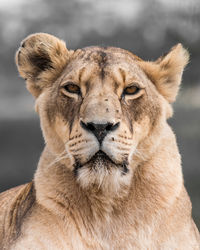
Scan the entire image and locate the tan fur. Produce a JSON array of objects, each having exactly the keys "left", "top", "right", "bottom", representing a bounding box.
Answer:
[
  {"left": 138, "top": 44, "right": 190, "bottom": 103},
  {"left": 0, "top": 33, "right": 199, "bottom": 249}
]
